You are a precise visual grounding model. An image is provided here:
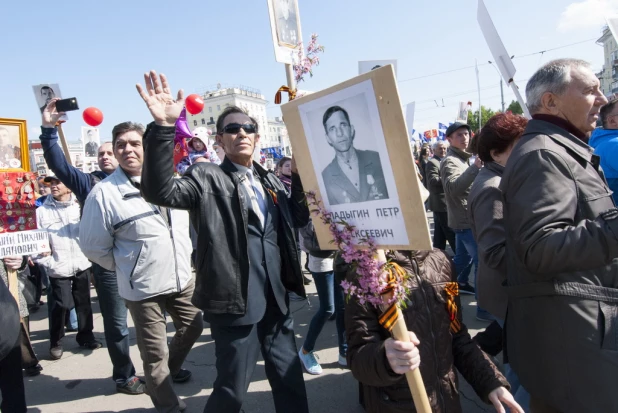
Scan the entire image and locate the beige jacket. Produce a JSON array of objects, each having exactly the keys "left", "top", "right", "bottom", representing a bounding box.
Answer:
[{"left": 439, "top": 147, "right": 480, "bottom": 230}]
